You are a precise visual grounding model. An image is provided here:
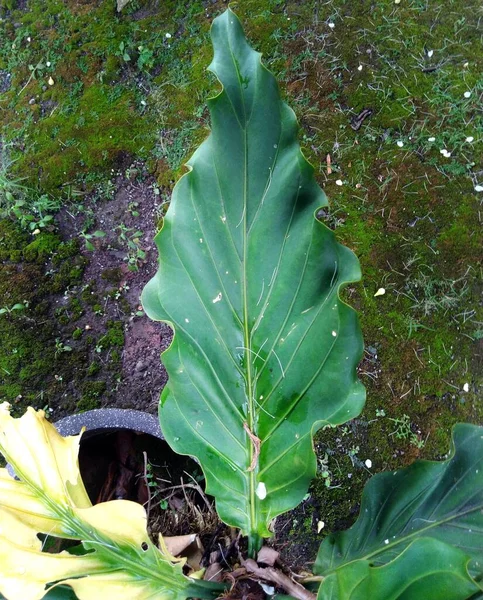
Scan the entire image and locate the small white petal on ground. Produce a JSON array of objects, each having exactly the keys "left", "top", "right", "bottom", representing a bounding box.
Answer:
[
  {"left": 260, "top": 584, "right": 275, "bottom": 596},
  {"left": 365, "top": 459, "right": 372, "bottom": 468},
  {"left": 474, "top": 185, "right": 483, "bottom": 192},
  {"left": 464, "top": 91, "right": 471, "bottom": 98},
  {"left": 463, "top": 383, "right": 470, "bottom": 392},
  {"left": 374, "top": 288, "right": 386, "bottom": 297},
  {"left": 317, "top": 521, "right": 325, "bottom": 533},
  {"left": 335, "top": 179, "right": 343, "bottom": 186},
  {"left": 397, "top": 140, "right": 404, "bottom": 147},
  {"left": 466, "top": 136, "right": 474, "bottom": 142},
  {"left": 428, "top": 137, "right": 436, "bottom": 142}
]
